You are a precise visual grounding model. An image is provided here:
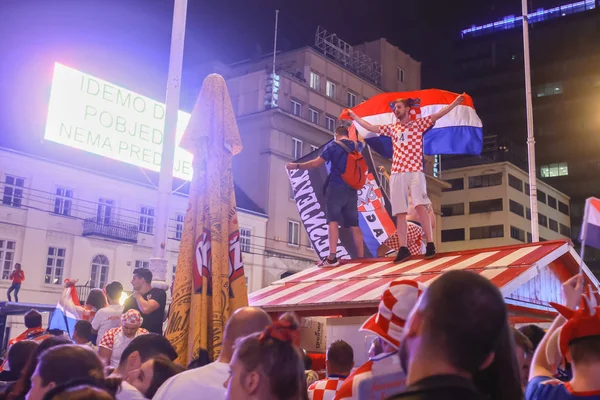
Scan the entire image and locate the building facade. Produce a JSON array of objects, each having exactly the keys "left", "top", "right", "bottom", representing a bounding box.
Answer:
[
  {"left": 0, "top": 148, "right": 268, "bottom": 305},
  {"left": 440, "top": 162, "right": 571, "bottom": 252}
]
